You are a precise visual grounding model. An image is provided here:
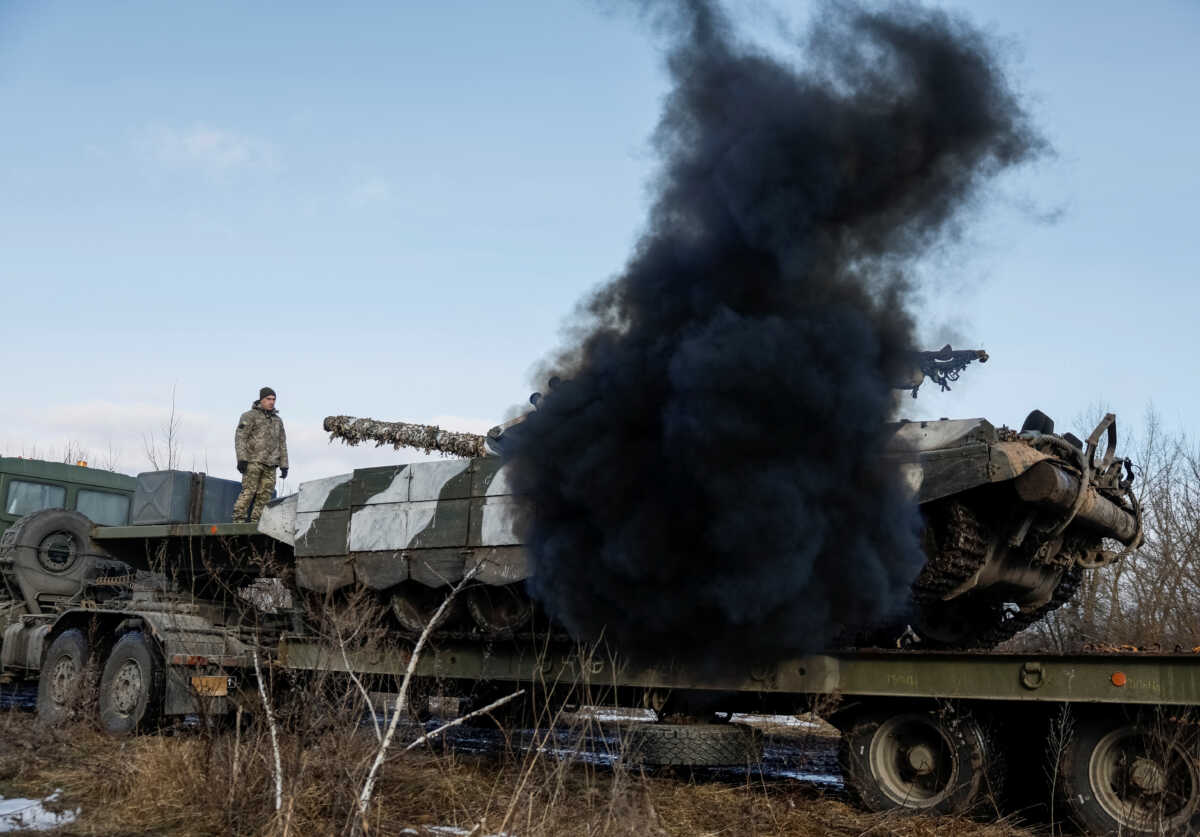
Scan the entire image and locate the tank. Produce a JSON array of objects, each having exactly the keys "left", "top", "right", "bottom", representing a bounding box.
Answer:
[
  {"left": 258, "top": 450, "right": 529, "bottom": 637},
  {"left": 886, "top": 409, "right": 1140, "bottom": 647},
  {"left": 262, "top": 349, "right": 1141, "bottom": 649}
]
